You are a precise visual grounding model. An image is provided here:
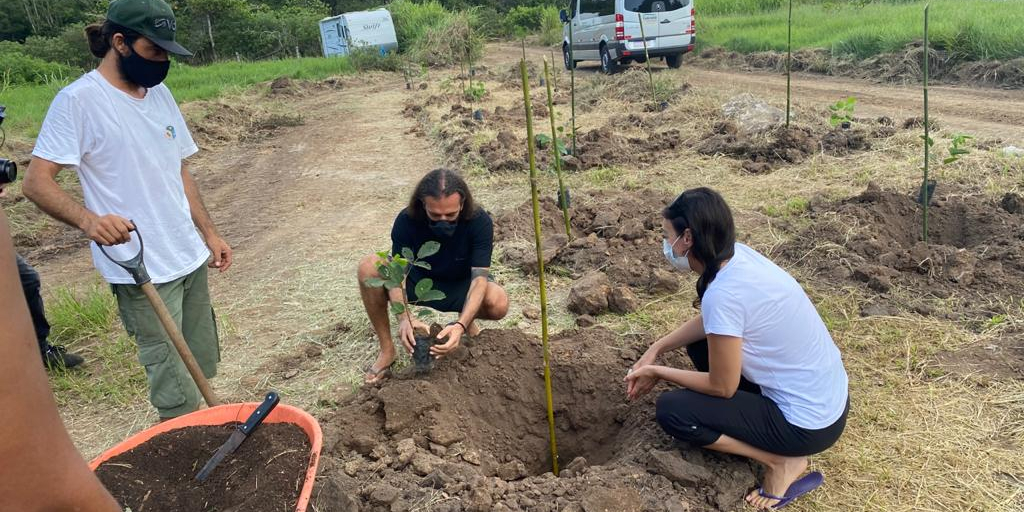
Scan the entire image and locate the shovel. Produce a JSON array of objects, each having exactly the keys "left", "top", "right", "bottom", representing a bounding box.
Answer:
[{"left": 99, "top": 225, "right": 221, "bottom": 408}]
